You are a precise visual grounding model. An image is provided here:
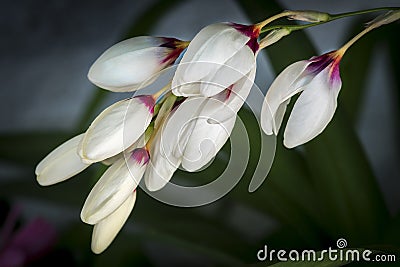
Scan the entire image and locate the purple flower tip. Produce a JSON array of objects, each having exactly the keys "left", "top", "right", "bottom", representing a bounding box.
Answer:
[
  {"left": 159, "top": 38, "right": 186, "bottom": 64},
  {"left": 230, "top": 23, "right": 260, "bottom": 54},
  {"left": 306, "top": 51, "right": 342, "bottom": 84},
  {"left": 230, "top": 23, "right": 259, "bottom": 38},
  {"left": 246, "top": 38, "right": 259, "bottom": 54},
  {"left": 329, "top": 63, "right": 341, "bottom": 85},
  {"left": 159, "top": 37, "right": 181, "bottom": 49},
  {"left": 136, "top": 95, "right": 155, "bottom": 113},
  {"left": 131, "top": 148, "right": 150, "bottom": 165}
]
